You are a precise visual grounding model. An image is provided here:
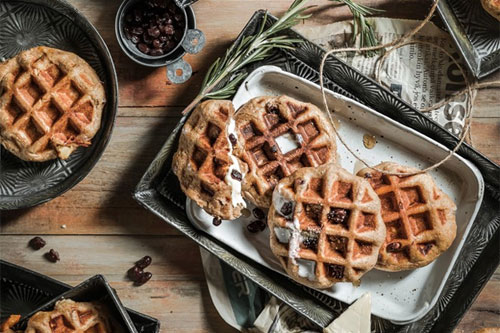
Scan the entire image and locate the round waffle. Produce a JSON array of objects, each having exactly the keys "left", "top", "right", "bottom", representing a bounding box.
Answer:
[
  {"left": 25, "top": 299, "right": 111, "bottom": 333},
  {"left": 268, "top": 164, "right": 385, "bottom": 289},
  {"left": 357, "top": 162, "right": 457, "bottom": 271},
  {"left": 0, "top": 46, "right": 105, "bottom": 162},
  {"left": 172, "top": 100, "right": 248, "bottom": 220},
  {"left": 234, "top": 95, "right": 337, "bottom": 208}
]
